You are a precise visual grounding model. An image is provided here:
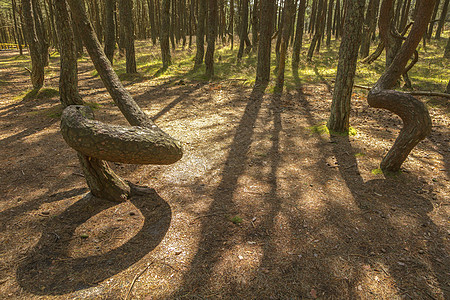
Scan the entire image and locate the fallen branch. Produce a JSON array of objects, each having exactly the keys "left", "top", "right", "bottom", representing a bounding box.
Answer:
[
  {"left": 330, "top": 80, "right": 450, "bottom": 99},
  {"left": 124, "top": 261, "right": 154, "bottom": 300}
]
